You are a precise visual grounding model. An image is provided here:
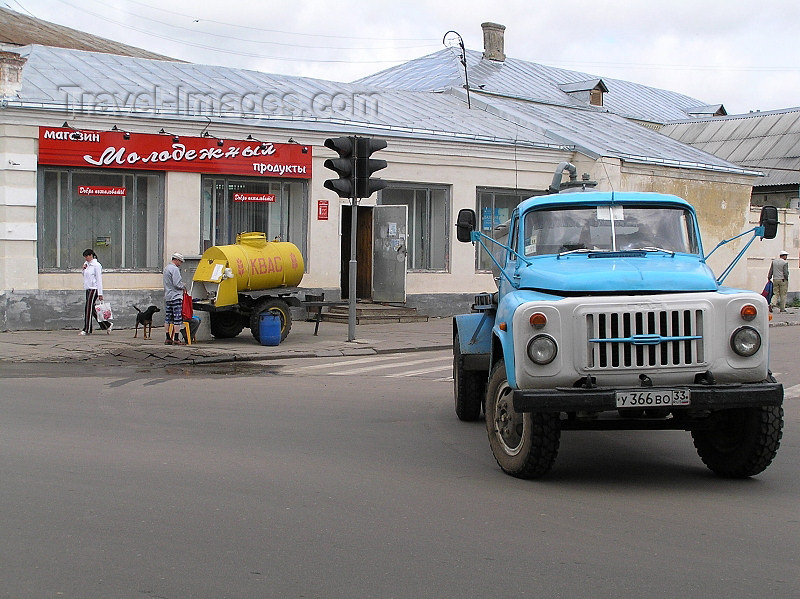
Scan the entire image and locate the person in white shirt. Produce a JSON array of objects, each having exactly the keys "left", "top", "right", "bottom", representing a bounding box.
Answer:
[{"left": 80, "top": 249, "right": 111, "bottom": 335}]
